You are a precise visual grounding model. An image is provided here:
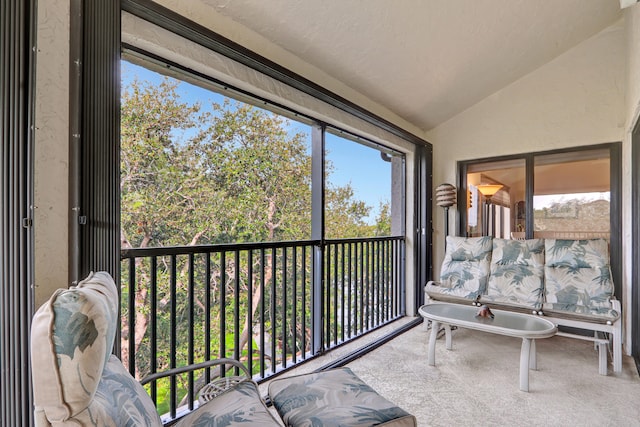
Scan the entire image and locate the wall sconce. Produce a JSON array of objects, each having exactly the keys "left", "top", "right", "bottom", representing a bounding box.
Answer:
[
  {"left": 435, "top": 183, "right": 456, "bottom": 248},
  {"left": 476, "top": 184, "right": 503, "bottom": 236}
]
